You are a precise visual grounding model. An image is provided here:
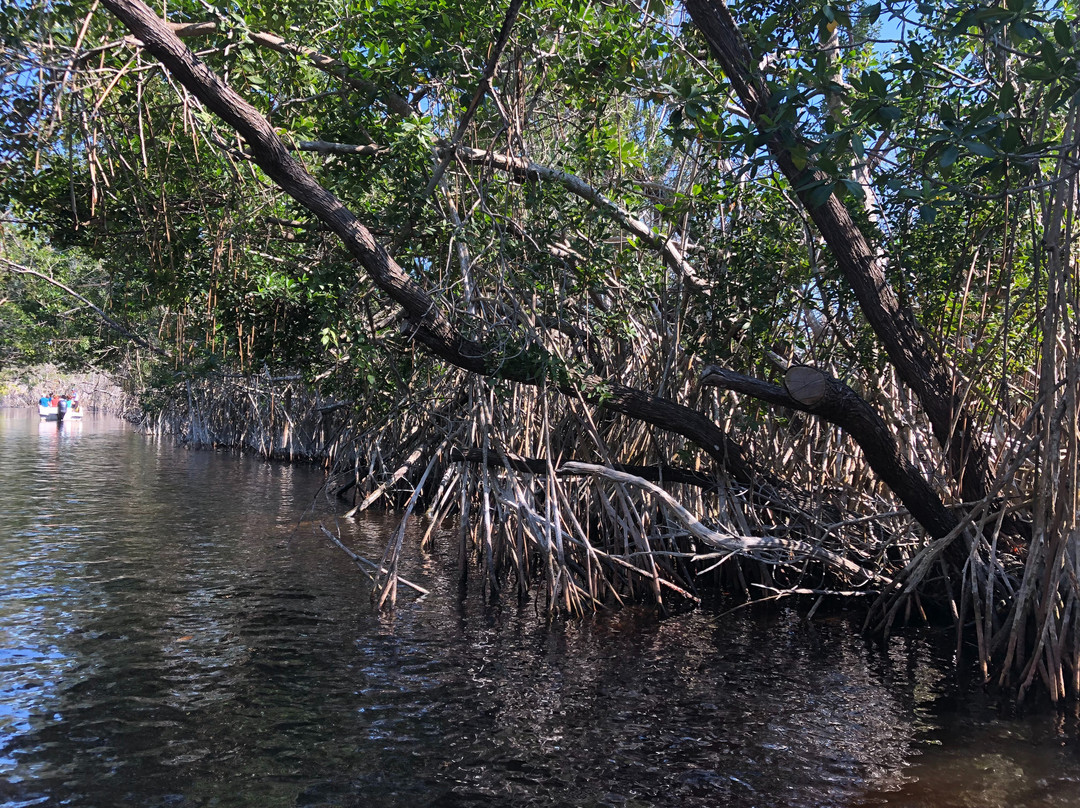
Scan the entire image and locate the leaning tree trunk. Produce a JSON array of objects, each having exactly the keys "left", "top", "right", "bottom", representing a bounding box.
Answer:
[
  {"left": 685, "top": 0, "right": 1004, "bottom": 530},
  {"left": 97, "top": 0, "right": 765, "bottom": 484},
  {"left": 701, "top": 364, "right": 961, "bottom": 544}
]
